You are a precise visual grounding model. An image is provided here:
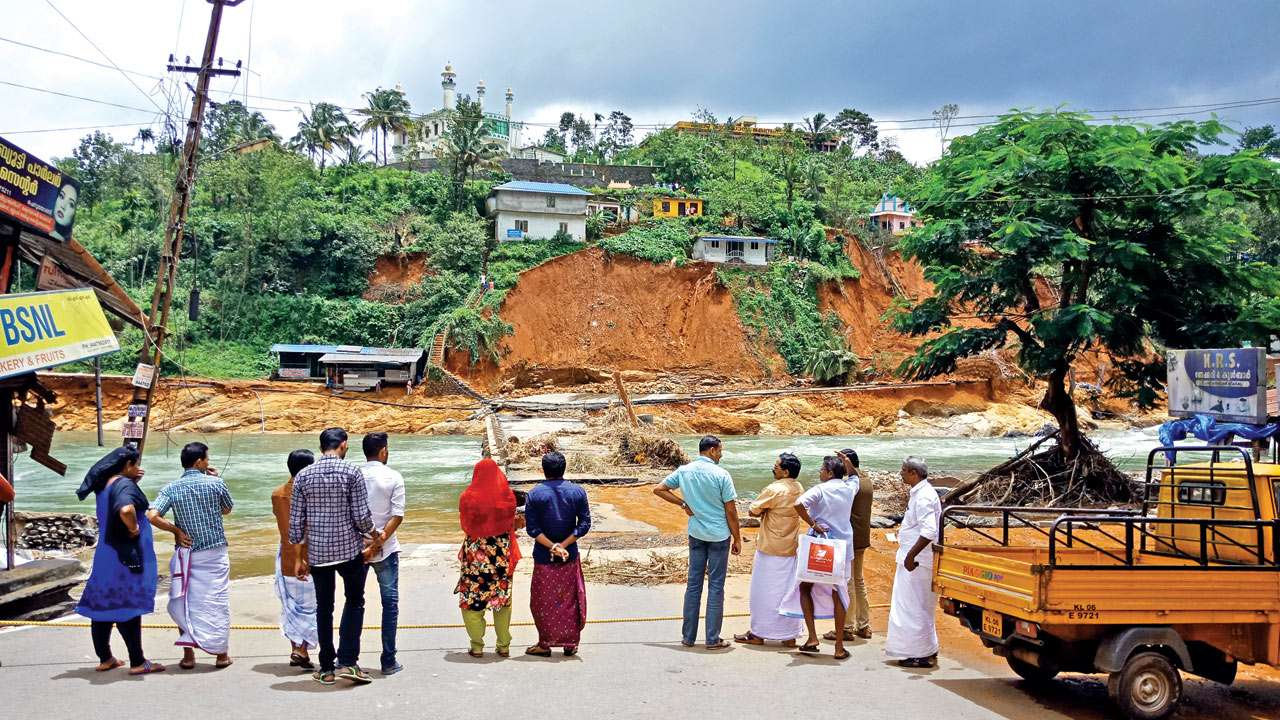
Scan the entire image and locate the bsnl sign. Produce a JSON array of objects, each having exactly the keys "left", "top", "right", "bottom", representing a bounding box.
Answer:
[{"left": 1167, "top": 348, "right": 1268, "bottom": 424}]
